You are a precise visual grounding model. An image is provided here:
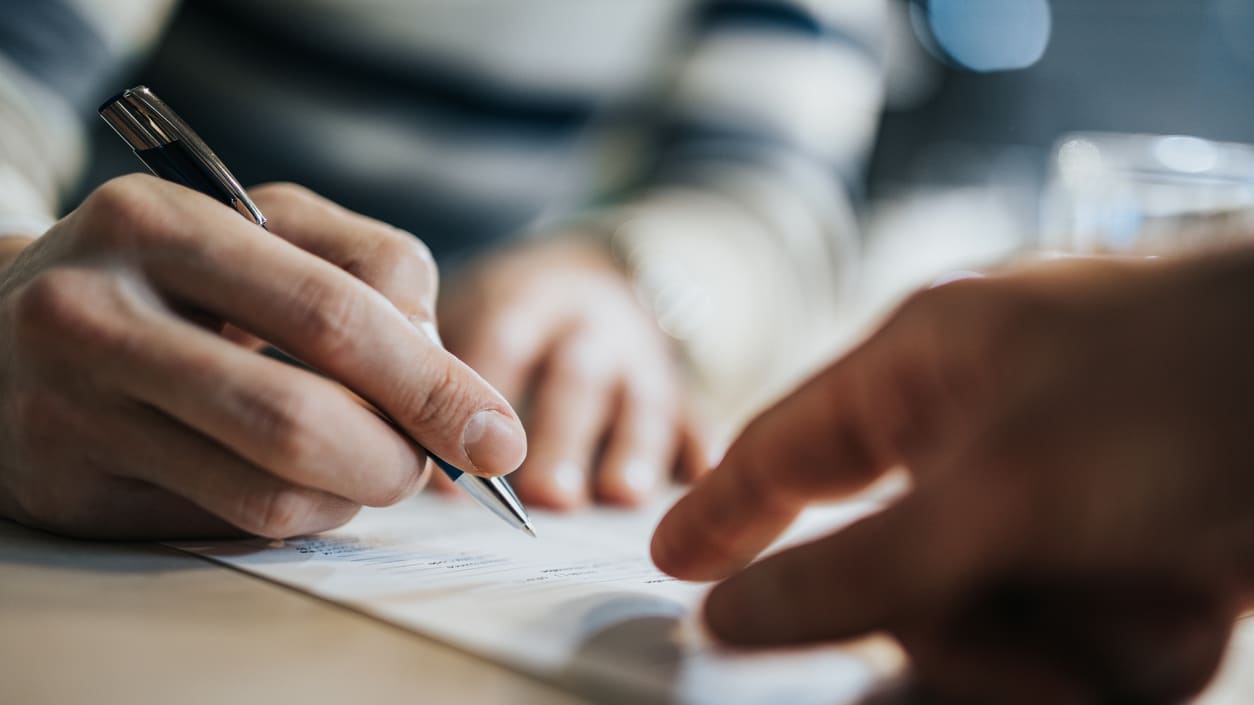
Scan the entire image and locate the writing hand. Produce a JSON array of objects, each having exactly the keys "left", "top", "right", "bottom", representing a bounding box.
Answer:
[{"left": 0, "top": 177, "right": 525, "bottom": 539}]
